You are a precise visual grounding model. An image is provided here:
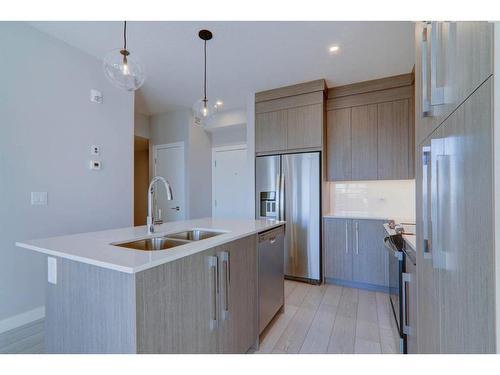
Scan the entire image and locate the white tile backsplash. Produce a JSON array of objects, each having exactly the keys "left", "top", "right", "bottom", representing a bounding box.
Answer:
[{"left": 327, "top": 180, "right": 415, "bottom": 222}]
